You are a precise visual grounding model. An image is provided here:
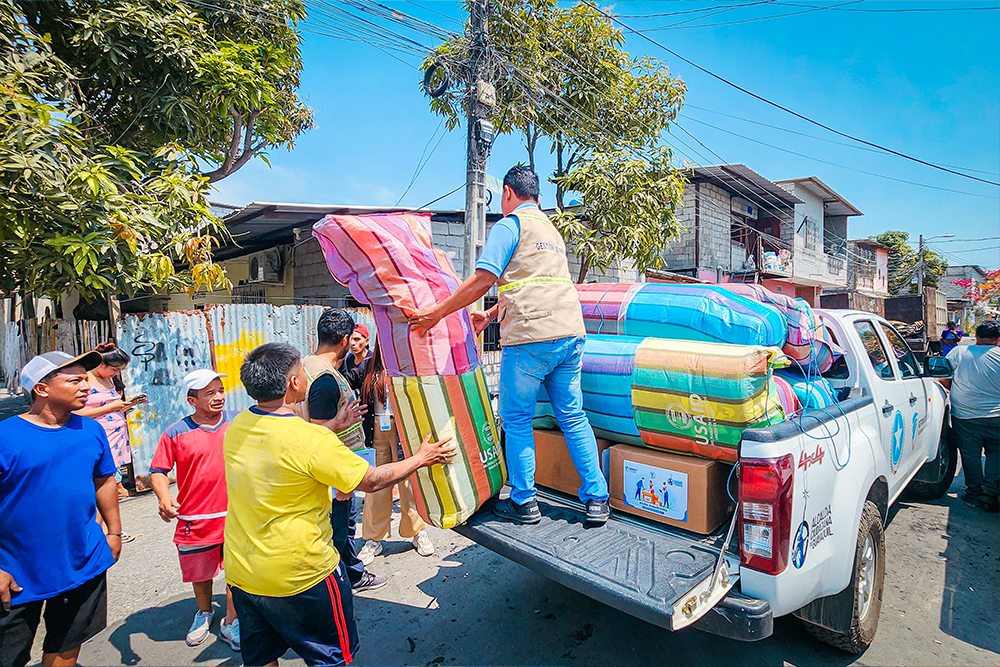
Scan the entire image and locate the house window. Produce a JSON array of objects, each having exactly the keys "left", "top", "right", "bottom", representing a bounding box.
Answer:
[{"left": 804, "top": 217, "right": 820, "bottom": 251}]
